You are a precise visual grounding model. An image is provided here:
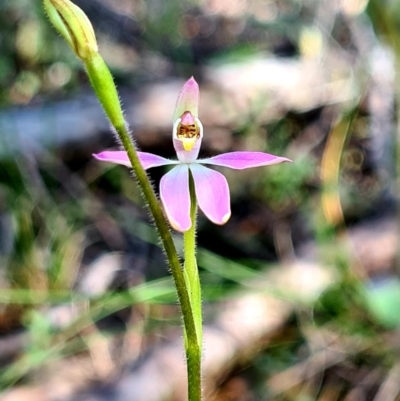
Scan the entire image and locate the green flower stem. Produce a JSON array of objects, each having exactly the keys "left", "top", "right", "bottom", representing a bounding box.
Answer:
[
  {"left": 183, "top": 173, "right": 202, "bottom": 345},
  {"left": 183, "top": 173, "right": 202, "bottom": 401},
  {"left": 84, "top": 55, "right": 125, "bottom": 130},
  {"left": 84, "top": 54, "right": 198, "bottom": 364}
]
